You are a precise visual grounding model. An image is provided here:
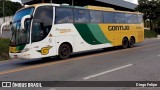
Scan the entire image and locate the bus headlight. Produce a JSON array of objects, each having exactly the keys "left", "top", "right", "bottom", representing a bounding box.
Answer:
[{"left": 21, "top": 48, "right": 30, "bottom": 53}]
